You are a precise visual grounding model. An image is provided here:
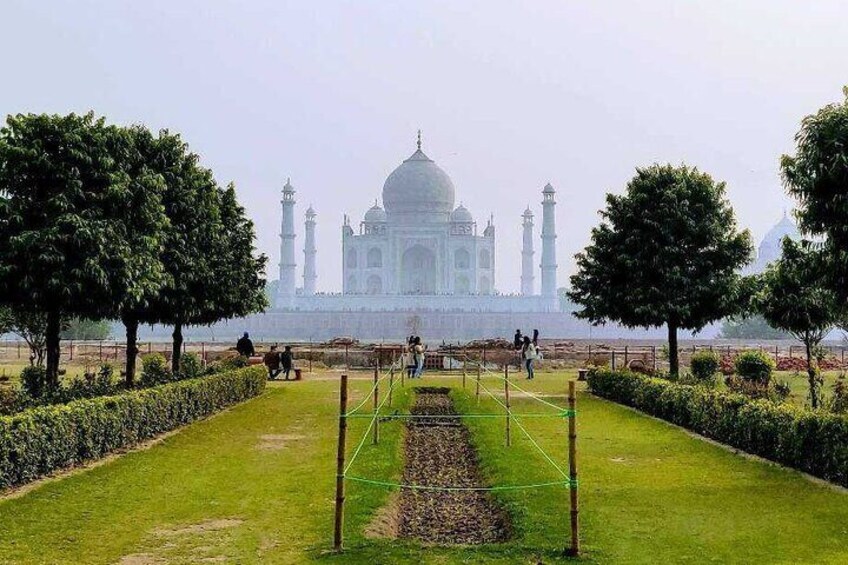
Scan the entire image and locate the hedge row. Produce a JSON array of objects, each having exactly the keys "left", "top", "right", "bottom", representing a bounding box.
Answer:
[
  {"left": 0, "top": 366, "right": 266, "bottom": 489},
  {"left": 587, "top": 368, "right": 848, "bottom": 487}
]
